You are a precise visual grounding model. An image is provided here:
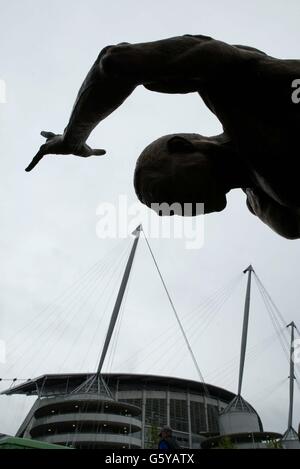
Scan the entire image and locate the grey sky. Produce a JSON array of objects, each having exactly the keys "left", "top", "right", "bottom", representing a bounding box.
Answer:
[{"left": 1, "top": 0, "right": 300, "bottom": 436}]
